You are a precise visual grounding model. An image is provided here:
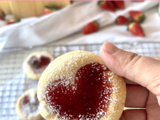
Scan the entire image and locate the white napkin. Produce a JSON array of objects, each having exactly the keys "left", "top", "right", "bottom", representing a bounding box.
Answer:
[
  {"left": 65, "top": 8, "right": 160, "bottom": 45},
  {"left": 0, "top": 1, "right": 159, "bottom": 51}
]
